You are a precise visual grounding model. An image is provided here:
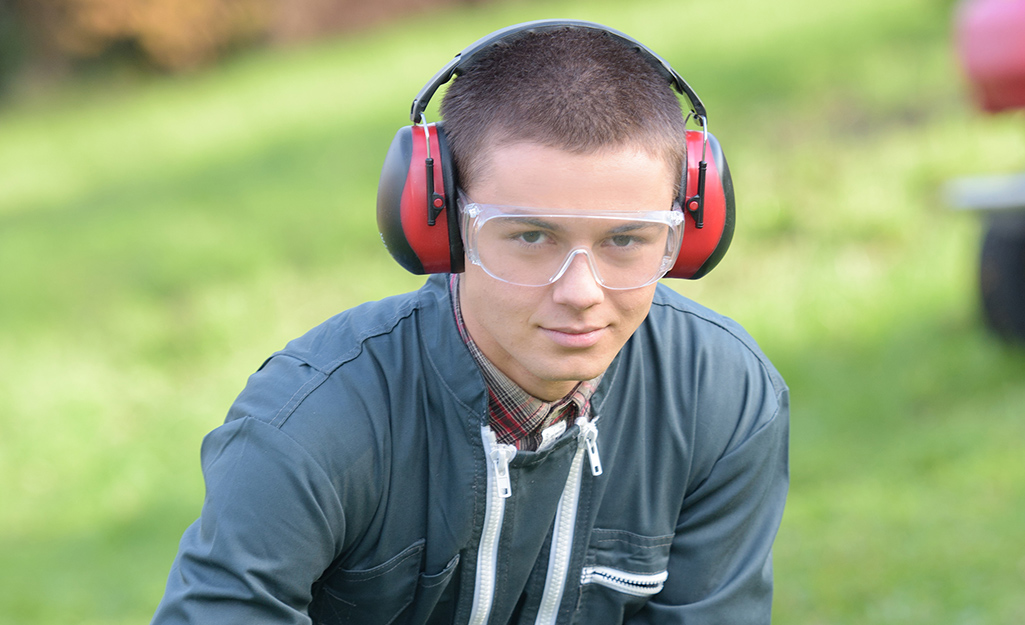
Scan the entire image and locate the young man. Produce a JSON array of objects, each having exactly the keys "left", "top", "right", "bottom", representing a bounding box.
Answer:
[{"left": 152, "top": 21, "right": 789, "bottom": 625}]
